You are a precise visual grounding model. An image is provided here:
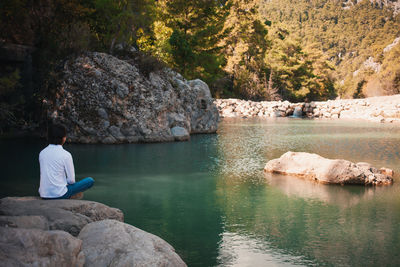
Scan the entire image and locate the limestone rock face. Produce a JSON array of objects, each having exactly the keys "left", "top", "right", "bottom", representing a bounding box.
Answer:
[
  {"left": 0, "top": 197, "right": 123, "bottom": 236},
  {"left": 78, "top": 219, "right": 187, "bottom": 267},
  {"left": 264, "top": 151, "right": 394, "bottom": 185},
  {"left": 49, "top": 52, "right": 218, "bottom": 143},
  {"left": 0, "top": 227, "right": 84, "bottom": 267}
]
